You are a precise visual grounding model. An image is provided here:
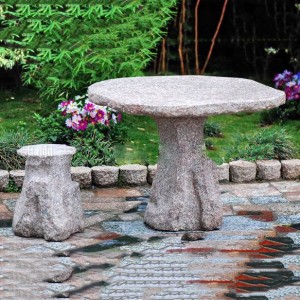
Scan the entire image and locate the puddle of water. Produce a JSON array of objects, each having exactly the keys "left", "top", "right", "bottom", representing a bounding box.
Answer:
[
  {"left": 59, "top": 235, "right": 143, "bottom": 255},
  {"left": 0, "top": 219, "right": 12, "bottom": 228},
  {"left": 130, "top": 252, "right": 144, "bottom": 258},
  {"left": 84, "top": 210, "right": 101, "bottom": 217},
  {"left": 223, "top": 224, "right": 300, "bottom": 299},
  {"left": 246, "top": 261, "right": 284, "bottom": 269},
  {"left": 73, "top": 263, "right": 114, "bottom": 274},
  {"left": 124, "top": 202, "right": 147, "bottom": 213},
  {"left": 225, "top": 293, "right": 268, "bottom": 300},
  {"left": 54, "top": 280, "right": 109, "bottom": 298},
  {"left": 126, "top": 196, "right": 149, "bottom": 202}
]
